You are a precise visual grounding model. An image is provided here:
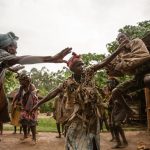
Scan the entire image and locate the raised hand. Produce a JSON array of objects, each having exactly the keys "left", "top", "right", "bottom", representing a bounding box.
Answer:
[
  {"left": 118, "top": 39, "right": 129, "bottom": 50},
  {"left": 51, "top": 47, "right": 72, "bottom": 63}
]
